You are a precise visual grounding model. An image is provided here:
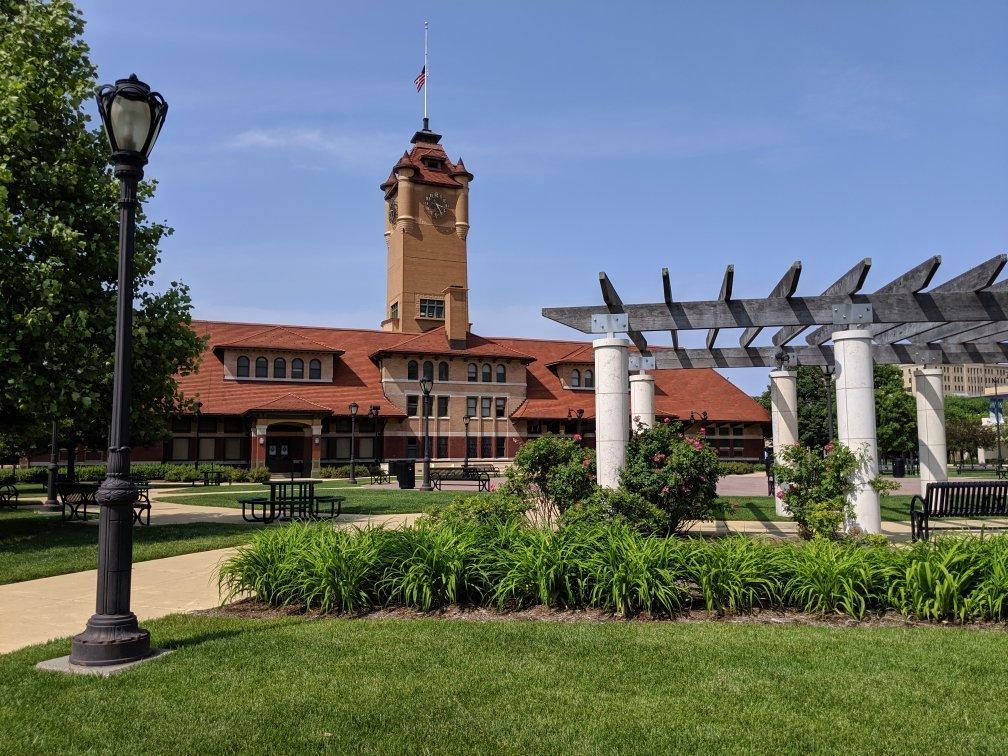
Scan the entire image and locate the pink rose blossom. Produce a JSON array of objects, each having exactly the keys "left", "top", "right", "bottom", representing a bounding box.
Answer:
[
  {"left": 662, "top": 417, "right": 670, "bottom": 424},
  {"left": 776, "top": 489, "right": 785, "bottom": 500},
  {"left": 573, "top": 433, "right": 583, "bottom": 442},
  {"left": 661, "top": 486, "right": 670, "bottom": 495}
]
